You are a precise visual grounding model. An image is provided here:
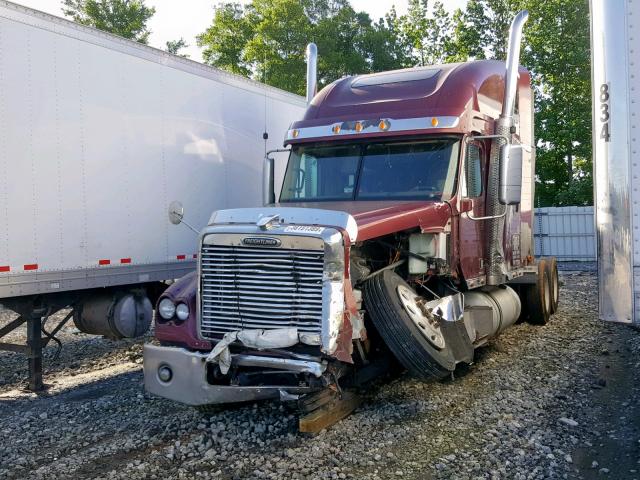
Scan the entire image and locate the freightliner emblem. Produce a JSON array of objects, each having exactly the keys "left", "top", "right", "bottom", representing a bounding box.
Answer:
[{"left": 242, "top": 237, "right": 281, "bottom": 247}]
